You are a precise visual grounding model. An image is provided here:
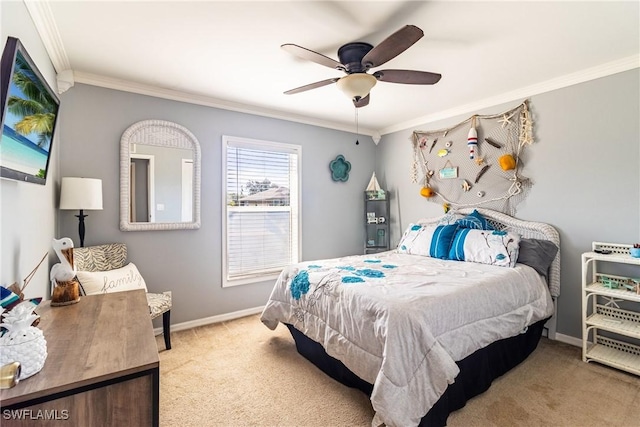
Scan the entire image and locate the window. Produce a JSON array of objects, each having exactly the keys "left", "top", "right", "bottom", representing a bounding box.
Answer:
[{"left": 222, "top": 136, "right": 300, "bottom": 287}]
